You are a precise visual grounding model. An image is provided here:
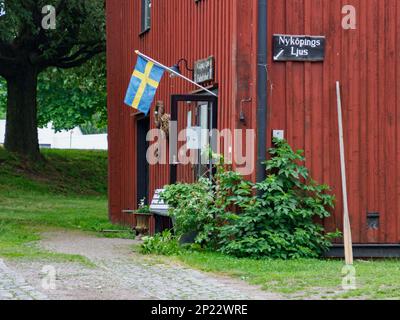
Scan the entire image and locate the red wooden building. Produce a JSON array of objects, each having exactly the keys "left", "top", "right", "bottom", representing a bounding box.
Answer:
[{"left": 107, "top": 0, "right": 400, "bottom": 255}]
